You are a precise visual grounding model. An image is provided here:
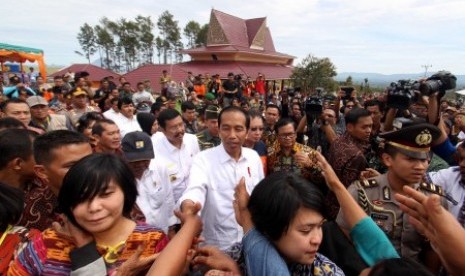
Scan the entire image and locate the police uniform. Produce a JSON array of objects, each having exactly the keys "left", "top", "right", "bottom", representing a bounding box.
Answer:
[
  {"left": 336, "top": 120, "right": 447, "bottom": 262},
  {"left": 196, "top": 105, "right": 221, "bottom": 151}
]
